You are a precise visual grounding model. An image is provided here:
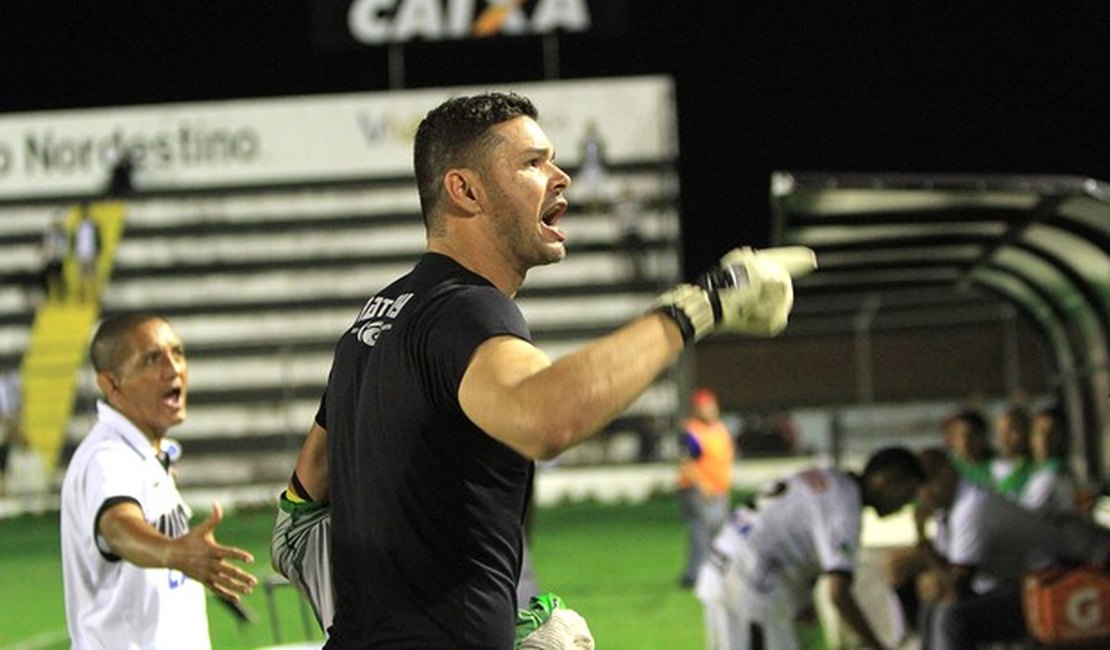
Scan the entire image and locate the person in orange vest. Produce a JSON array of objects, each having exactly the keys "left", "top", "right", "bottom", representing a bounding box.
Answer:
[{"left": 677, "top": 387, "right": 735, "bottom": 588}]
